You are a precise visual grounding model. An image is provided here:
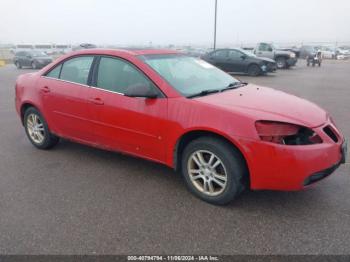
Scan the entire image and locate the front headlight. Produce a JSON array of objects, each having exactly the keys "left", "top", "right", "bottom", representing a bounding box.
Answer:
[
  {"left": 289, "top": 53, "right": 296, "bottom": 58},
  {"left": 255, "top": 120, "right": 322, "bottom": 145}
]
